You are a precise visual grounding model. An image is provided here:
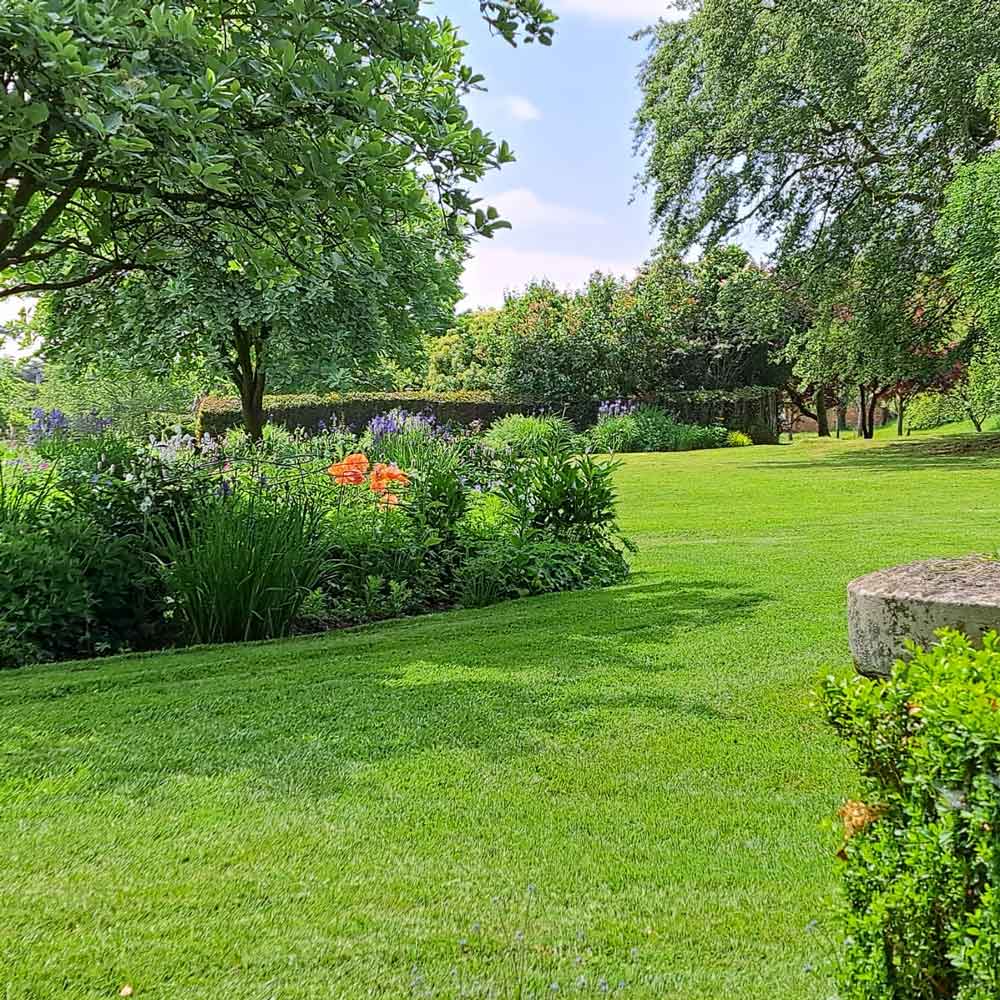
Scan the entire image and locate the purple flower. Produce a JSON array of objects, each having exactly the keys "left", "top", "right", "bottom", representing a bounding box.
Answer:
[
  {"left": 28, "top": 407, "right": 70, "bottom": 443},
  {"left": 367, "top": 408, "right": 440, "bottom": 441},
  {"left": 597, "top": 399, "right": 637, "bottom": 420}
]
